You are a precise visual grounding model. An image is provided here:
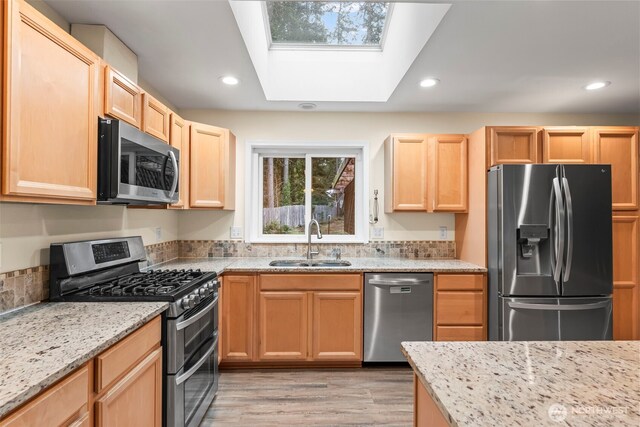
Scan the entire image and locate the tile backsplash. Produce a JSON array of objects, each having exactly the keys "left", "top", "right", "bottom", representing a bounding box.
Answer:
[{"left": 178, "top": 240, "right": 456, "bottom": 260}]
